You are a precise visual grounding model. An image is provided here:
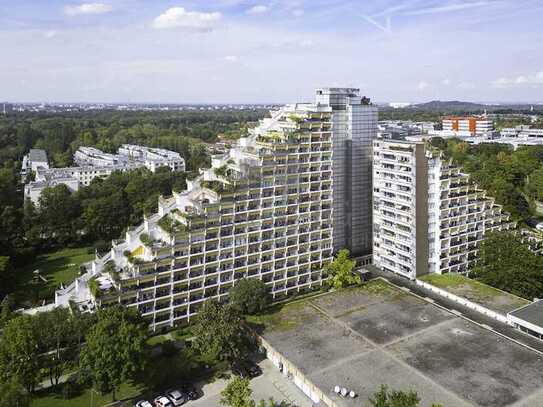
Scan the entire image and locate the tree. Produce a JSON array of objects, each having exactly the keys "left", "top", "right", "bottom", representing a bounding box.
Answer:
[
  {"left": 0, "top": 295, "right": 14, "bottom": 327},
  {"left": 368, "top": 385, "right": 421, "bottom": 407},
  {"left": 229, "top": 278, "right": 271, "bottom": 315},
  {"left": 0, "top": 315, "right": 41, "bottom": 393},
  {"left": 471, "top": 231, "right": 543, "bottom": 300},
  {"left": 192, "top": 300, "right": 252, "bottom": 363},
  {"left": 256, "top": 399, "right": 294, "bottom": 407},
  {"left": 0, "top": 257, "right": 14, "bottom": 299},
  {"left": 0, "top": 378, "right": 30, "bottom": 407},
  {"left": 80, "top": 306, "right": 147, "bottom": 400},
  {"left": 34, "top": 308, "right": 77, "bottom": 387},
  {"left": 220, "top": 376, "right": 254, "bottom": 407},
  {"left": 324, "top": 249, "right": 360, "bottom": 289}
]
